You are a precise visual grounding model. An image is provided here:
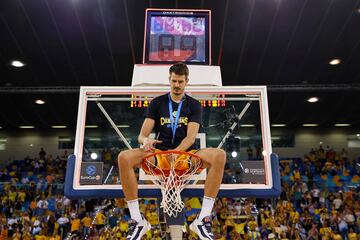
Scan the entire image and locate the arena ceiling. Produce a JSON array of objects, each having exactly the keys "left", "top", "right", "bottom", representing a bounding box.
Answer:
[{"left": 1, "top": 0, "right": 360, "bottom": 131}]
